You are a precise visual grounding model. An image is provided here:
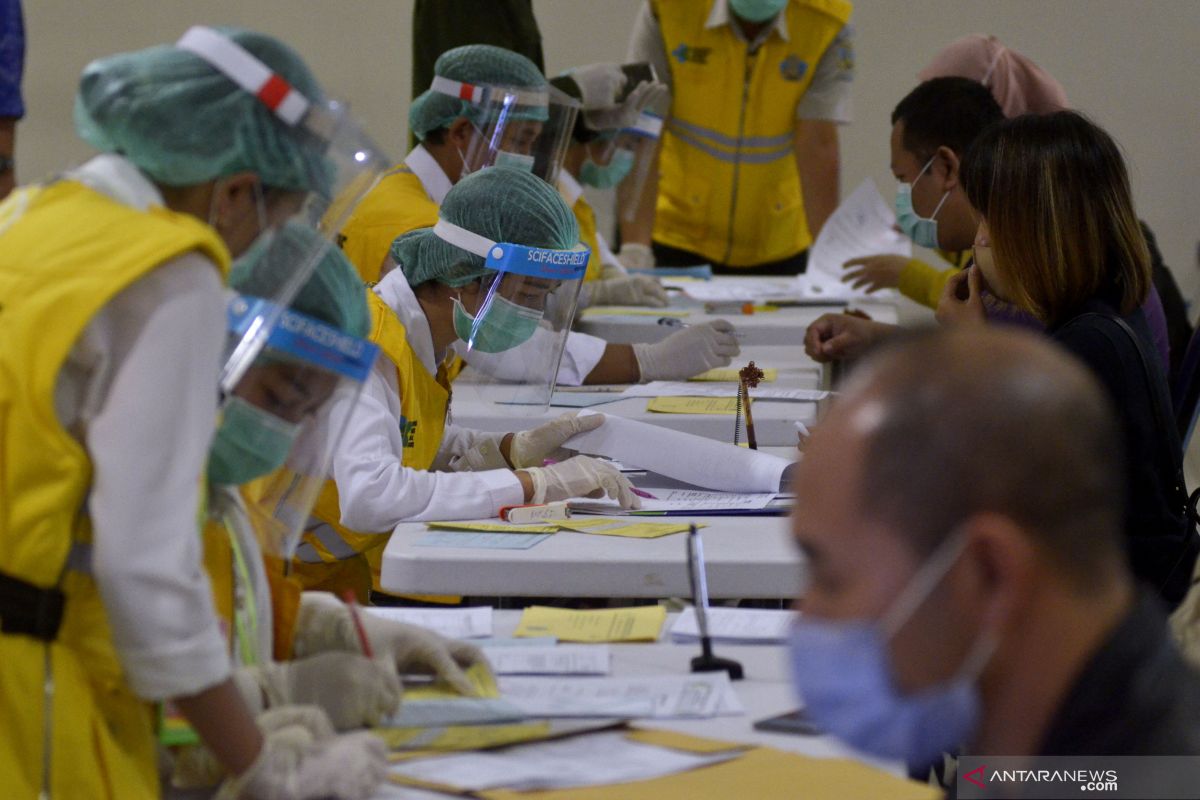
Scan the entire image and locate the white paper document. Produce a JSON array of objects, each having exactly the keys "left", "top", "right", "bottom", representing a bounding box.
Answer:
[
  {"left": 569, "top": 488, "right": 777, "bottom": 515},
  {"left": 622, "top": 381, "right": 829, "bottom": 402},
  {"left": 483, "top": 645, "right": 612, "bottom": 676},
  {"left": 799, "top": 178, "right": 911, "bottom": 300},
  {"left": 390, "top": 730, "right": 740, "bottom": 792},
  {"left": 680, "top": 278, "right": 805, "bottom": 303},
  {"left": 567, "top": 411, "right": 793, "bottom": 493},
  {"left": 384, "top": 696, "right": 526, "bottom": 728},
  {"left": 670, "top": 606, "right": 796, "bottom": 644},
  {"left": 365, "top": 606, "right": 492, "bottom": 639},
  {"left": 497, "top": 672, "right": 740, "bottom": 719}
]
